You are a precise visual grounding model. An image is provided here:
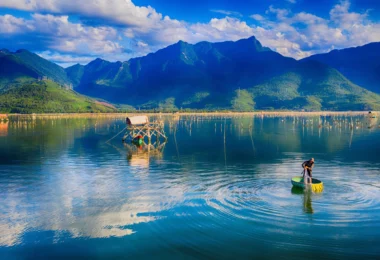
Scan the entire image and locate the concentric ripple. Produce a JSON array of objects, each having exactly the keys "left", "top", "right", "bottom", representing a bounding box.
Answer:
[{"left": 191, "top": 166, "right": 380, "bottom": 228}]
